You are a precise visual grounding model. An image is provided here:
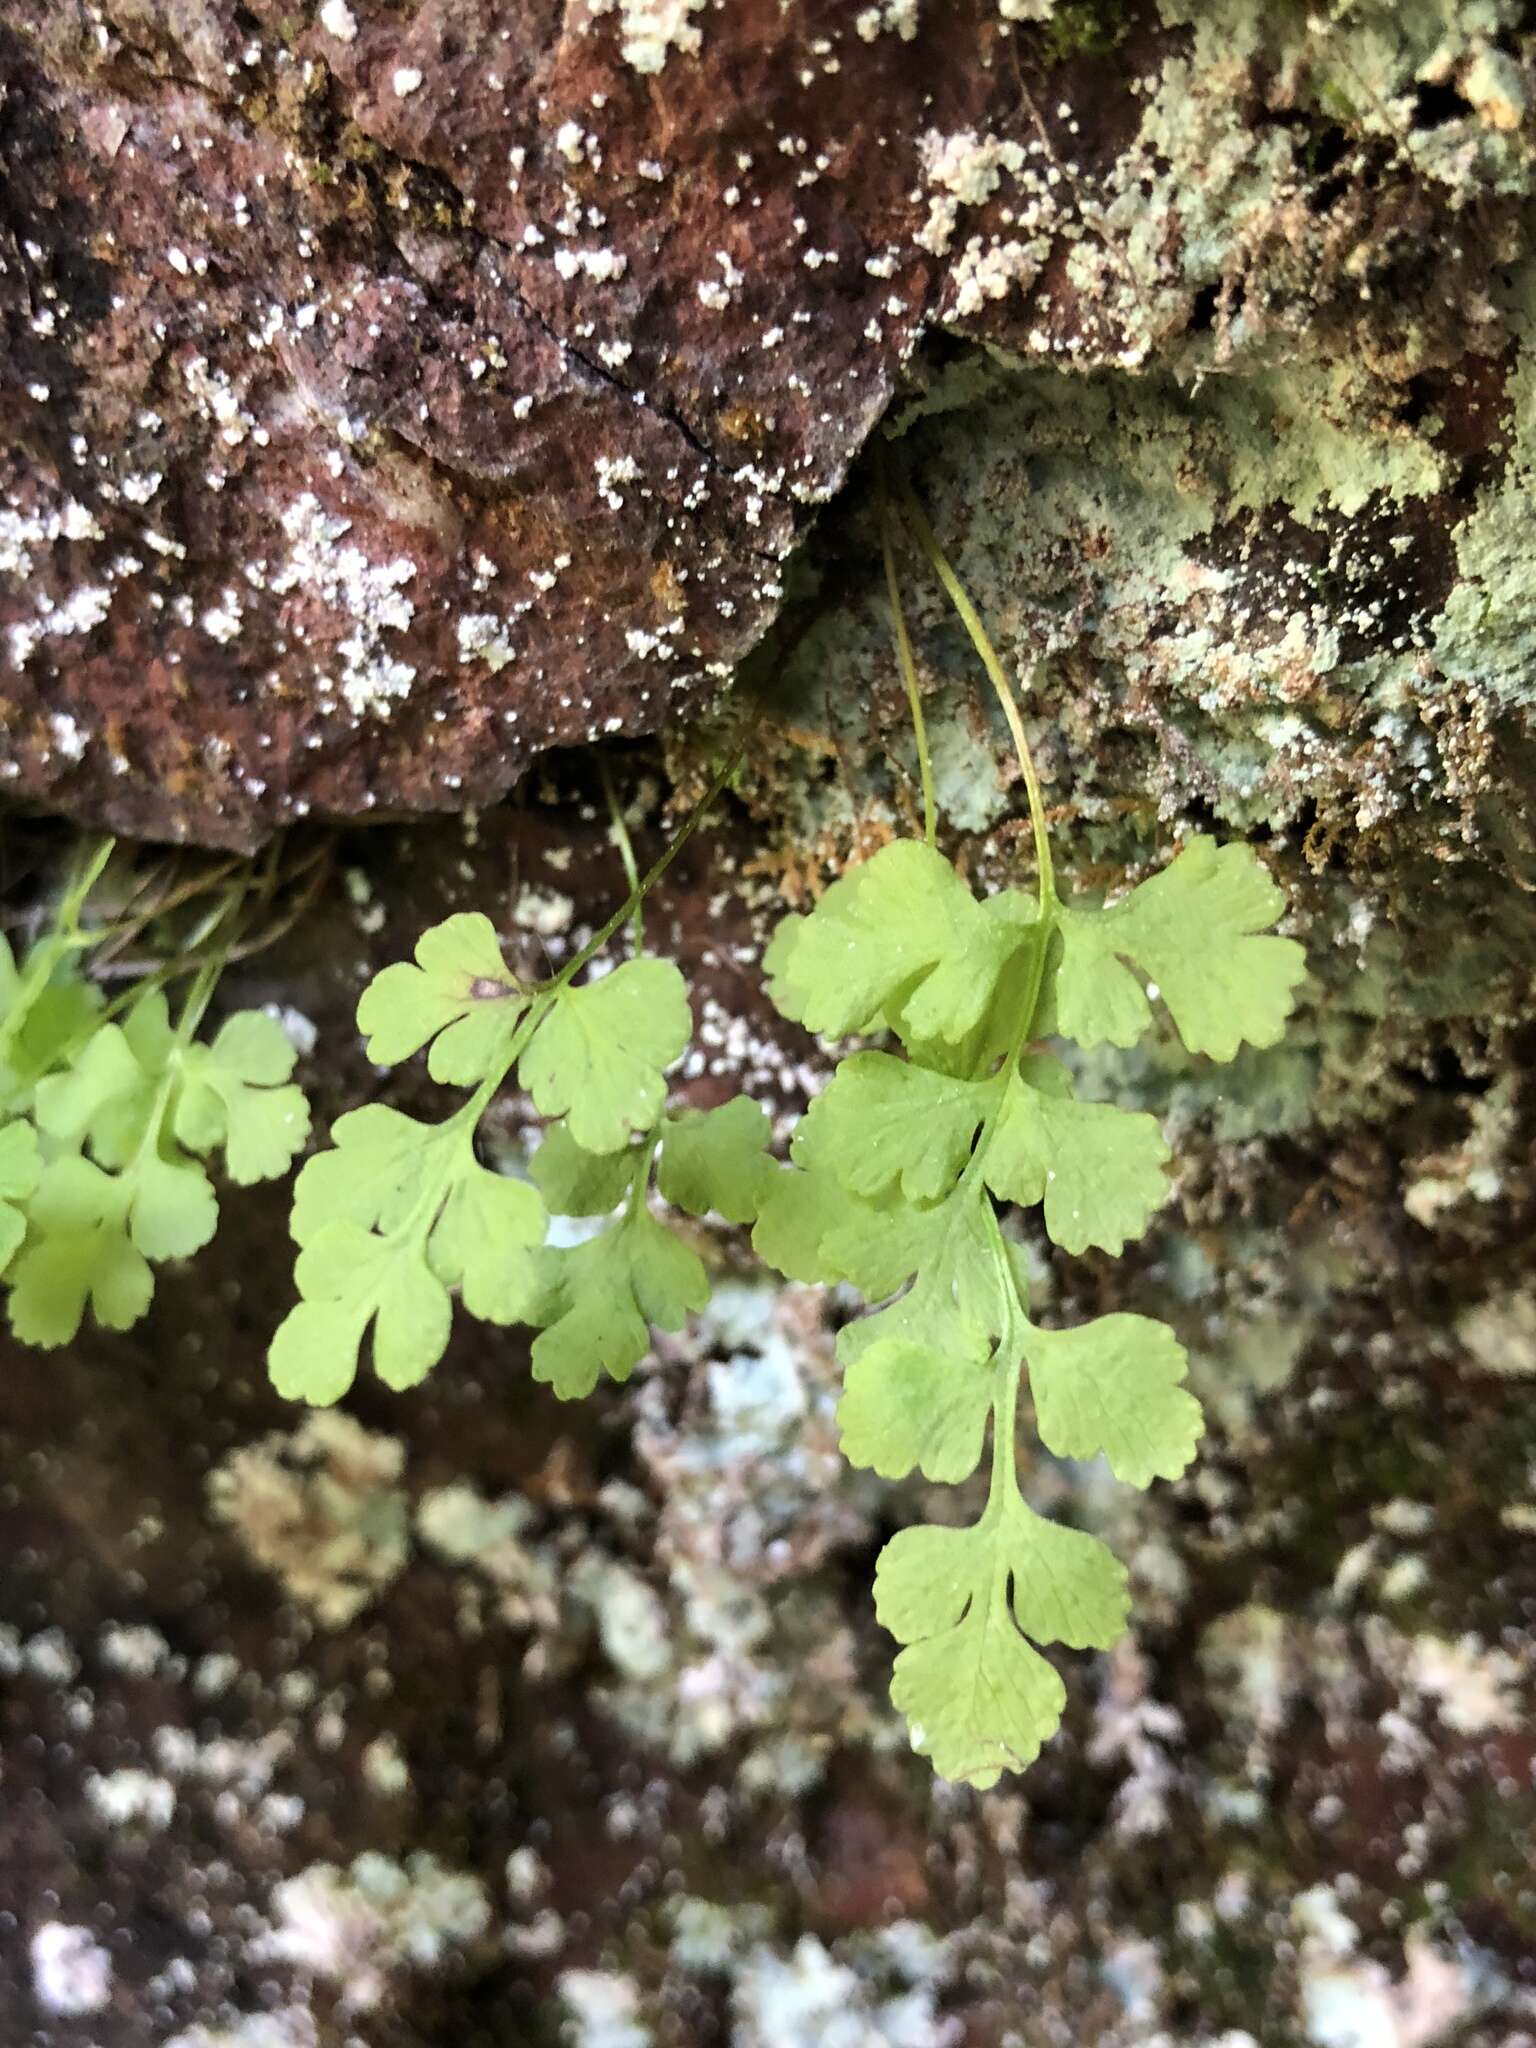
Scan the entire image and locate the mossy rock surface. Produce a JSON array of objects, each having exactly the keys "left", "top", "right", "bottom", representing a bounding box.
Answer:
[{"left": 7, "top": 0, "right": 1536, "bottom": 2038}]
